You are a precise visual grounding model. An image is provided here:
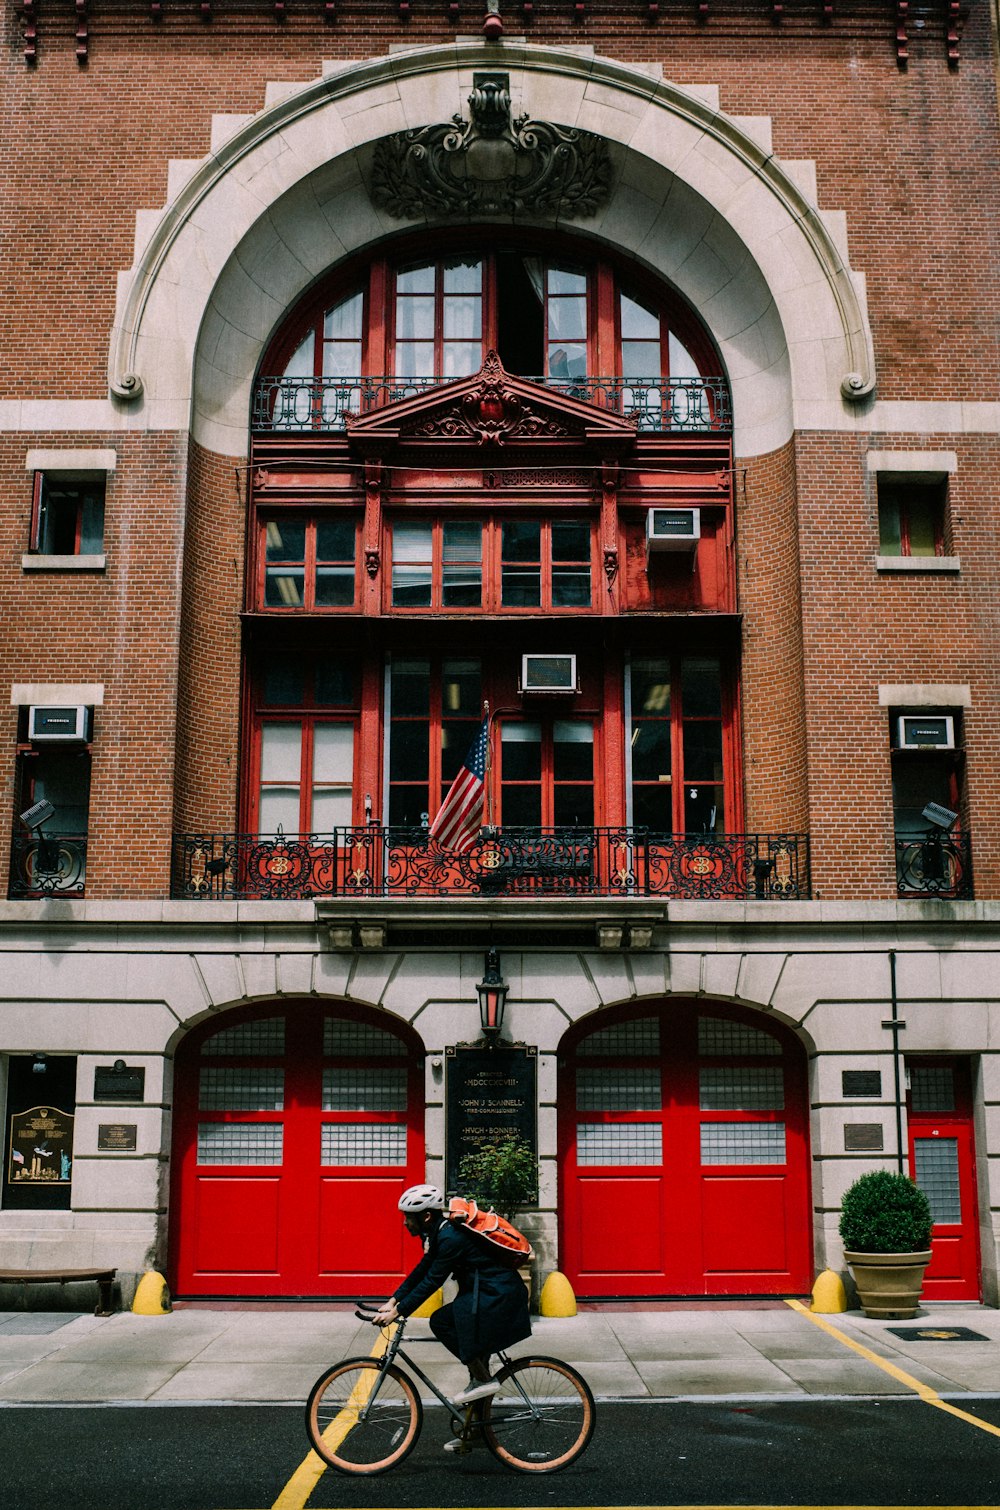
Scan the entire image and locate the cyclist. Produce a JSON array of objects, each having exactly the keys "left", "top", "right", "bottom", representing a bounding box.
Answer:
[{"left": 371, "top": 1184, "right": 532, "bottom": 1418}]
